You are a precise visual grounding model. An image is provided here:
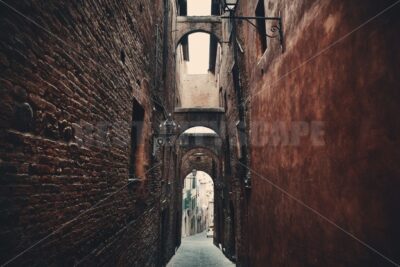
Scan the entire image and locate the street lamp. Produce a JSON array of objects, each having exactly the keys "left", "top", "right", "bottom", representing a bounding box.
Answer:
[
  {"left": 224, "top": 0, "right": 238, "bottom": 12},
  {"left": 192, "top": 169, "right": 197, "bottom": 178},
  {"left": 221, "top": 0, "right": 284, "bottom": 51},
  {"left": 159, "top": 113, "right": 180, "bottom": 146}
]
